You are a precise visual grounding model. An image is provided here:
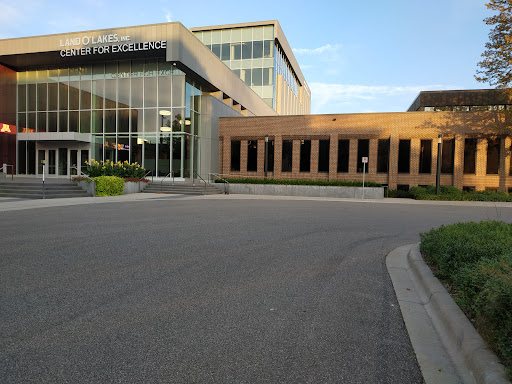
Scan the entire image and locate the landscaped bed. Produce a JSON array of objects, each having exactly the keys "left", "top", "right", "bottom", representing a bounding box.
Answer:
[
  {"left": 388, "top": 185, "right": 512, "bottom": 202},
  {"left": 420, "top": 221, "right": 512, "bottom": 377},
  {"left": 215, "top": 177, "right": 382, "bottom": 188}
]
